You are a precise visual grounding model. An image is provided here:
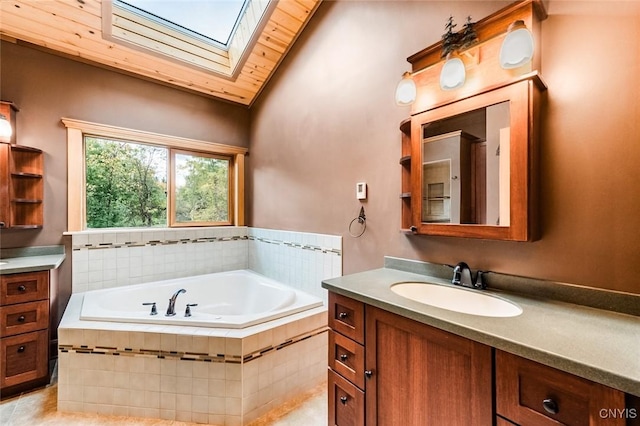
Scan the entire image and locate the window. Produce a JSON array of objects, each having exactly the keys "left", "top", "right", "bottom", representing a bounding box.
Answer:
[{"left": 63, "top": 119, "right": 247, "bottom": 231}]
